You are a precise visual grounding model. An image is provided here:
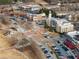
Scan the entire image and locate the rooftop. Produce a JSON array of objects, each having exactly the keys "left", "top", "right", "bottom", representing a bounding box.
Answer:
[
  {"left": 67, "top": 31, "right": 79, "bottom": 37},
  {"left": 51, "top": 17, "right": 71, "bottom": 26}
]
